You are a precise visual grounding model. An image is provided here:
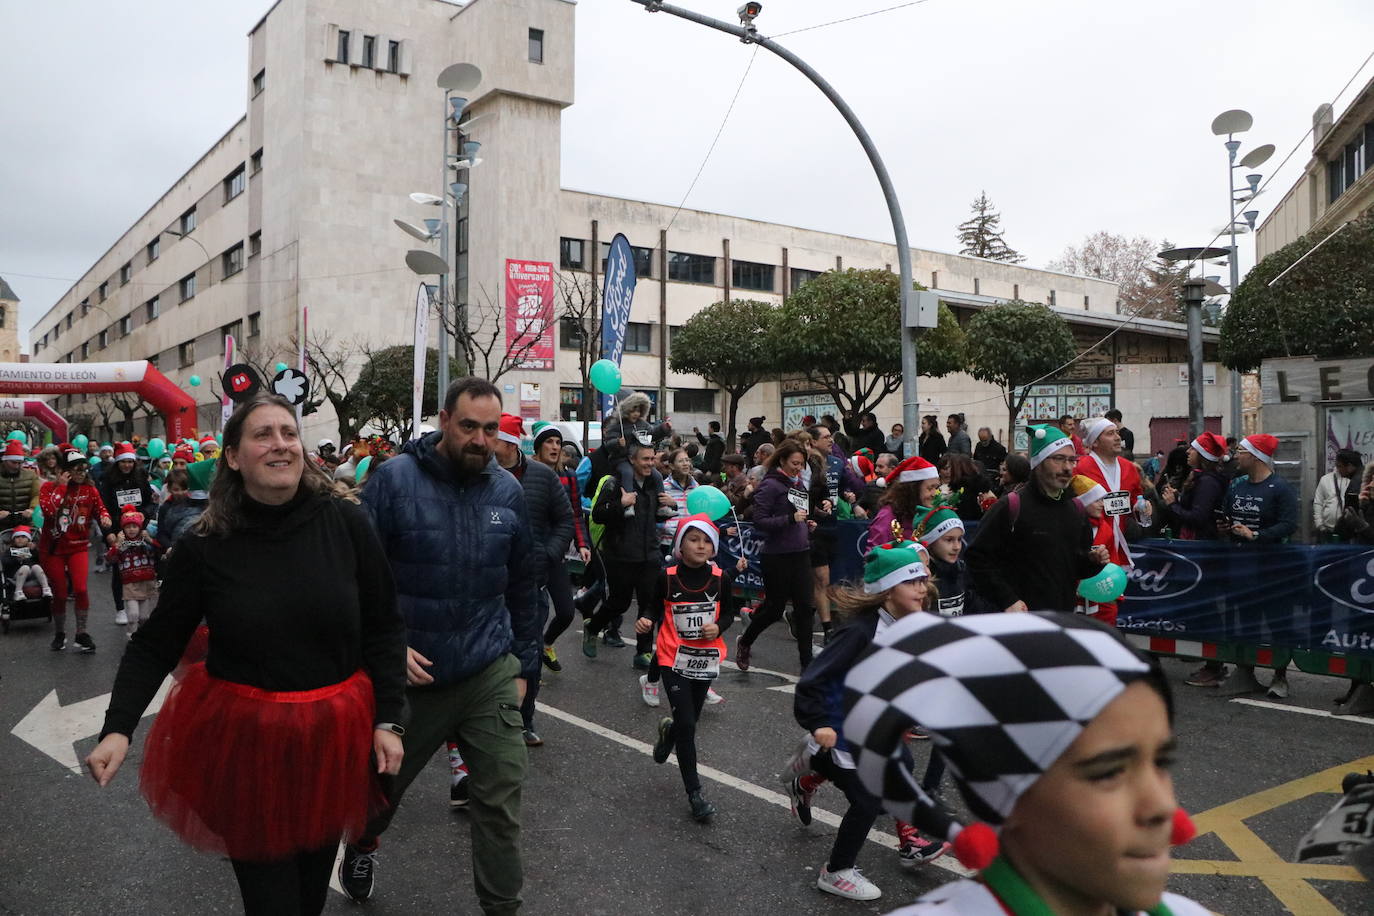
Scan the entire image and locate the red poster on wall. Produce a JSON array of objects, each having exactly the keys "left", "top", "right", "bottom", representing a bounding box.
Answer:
[{"left": 505, "top": 259, "right": 555, "bottom": 371}]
